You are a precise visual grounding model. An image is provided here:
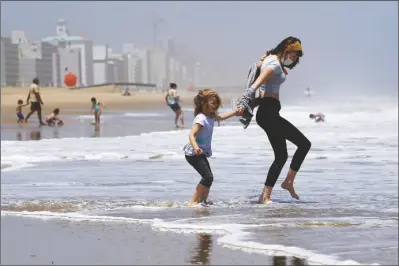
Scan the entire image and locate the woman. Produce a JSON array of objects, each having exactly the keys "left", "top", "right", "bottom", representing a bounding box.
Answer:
[
  {"left": 237, "top": 36, "right": 311, "bottom": 204},
  {"left": 165, "top": 82, "right": 185, "bottom": 128}
]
